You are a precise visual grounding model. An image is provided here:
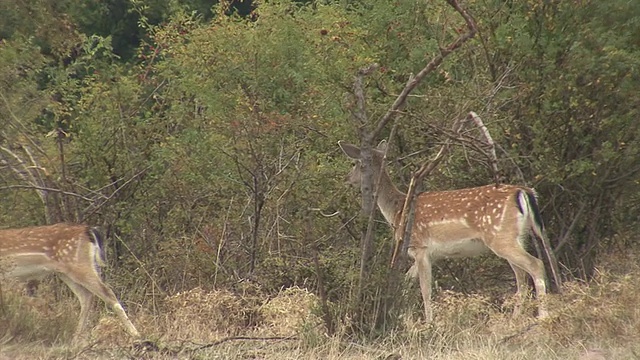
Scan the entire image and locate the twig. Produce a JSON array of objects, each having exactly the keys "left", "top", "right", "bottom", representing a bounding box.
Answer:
[
  {"left": 554, "top": 202, "right": 586, "bottom": 253},
  {"left": 368, "top": 0, "right": 477, "bottom": 143},
  {"left": 0, "top": 184, "right": 94, "bottom": 202},
  {"left": 68, "top": 339, "right": 103, "bottom": 360},
  {"left": 81, "top": 165, "right": 151, "bottom": 220},
  {"left": 391, "top": 118, "right": 464, "bottom": 267},
  {"left": 114, "top": 233, "right": 167, "bottom": 298},
  {"left": 312, "top": 240, "right": 335, "bottom": 336},
  {"left": 0, "top": 92, "right": 50, "bottom": 159},
  {"left": 467, "top": 111, "right": 500, "bottom": 186},
  {"left": 0, "top": 146, "right": 42, "bottom": 189},
  {"left": 498, "top": 322, "right": 539, "bottom": 344},
  {"left": 192, "top": 335, "right": 297, "bottom": 351}
]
